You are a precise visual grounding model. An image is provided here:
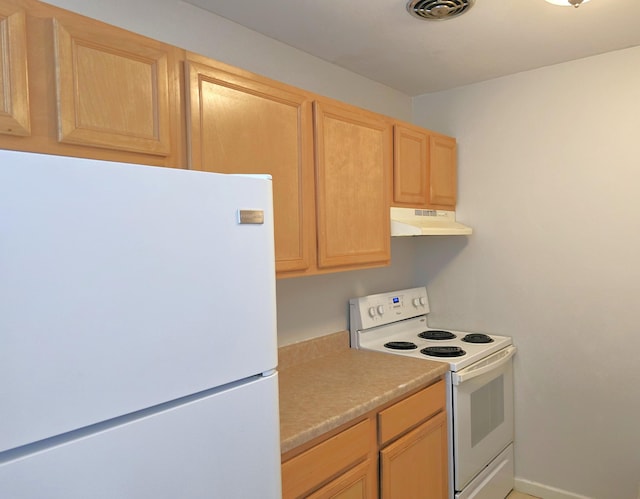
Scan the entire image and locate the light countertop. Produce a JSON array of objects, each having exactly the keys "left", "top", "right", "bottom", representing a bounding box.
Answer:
[{"left": 278, "top": 331, "right": 448, "bottom": 454}]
